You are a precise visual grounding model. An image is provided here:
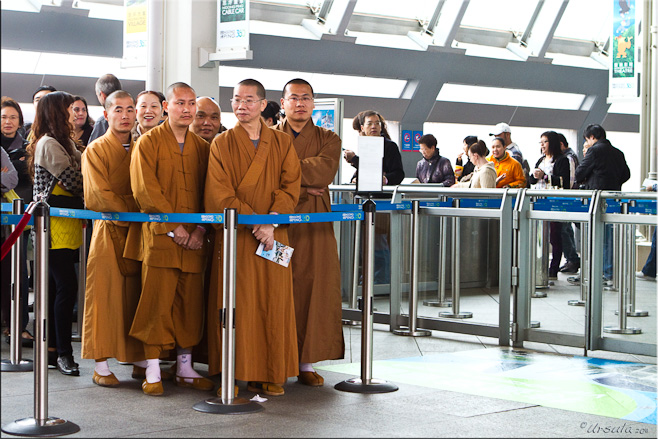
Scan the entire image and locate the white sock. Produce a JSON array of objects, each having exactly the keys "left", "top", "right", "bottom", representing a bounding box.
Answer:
[
  {"left": 145, "top": 359, "right": 161, "bottom": 383},
  {"left": 133, "top": 360, "right": 148, "bottom": 368},
  {"left": 95, "top": 360, "right": 112, "bottom": 376},
  {"left": 177, "top": 353, "right": 203, "bottom": 381},
  {"left": 299, "top": 362, "right": 315, "bottom": 373}
]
